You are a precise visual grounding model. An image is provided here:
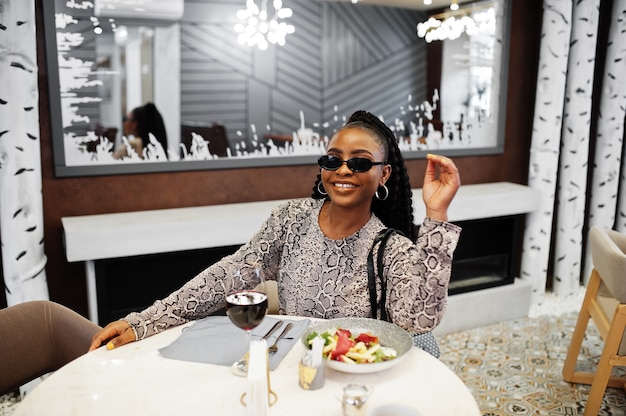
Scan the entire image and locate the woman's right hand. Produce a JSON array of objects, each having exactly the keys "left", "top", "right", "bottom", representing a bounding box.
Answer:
[
  {"left": 89, "top": 320, "right": 137, "bottom": 351},
  {"left": 422, "top": 154, "right": 461, "bottom": 221}
]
